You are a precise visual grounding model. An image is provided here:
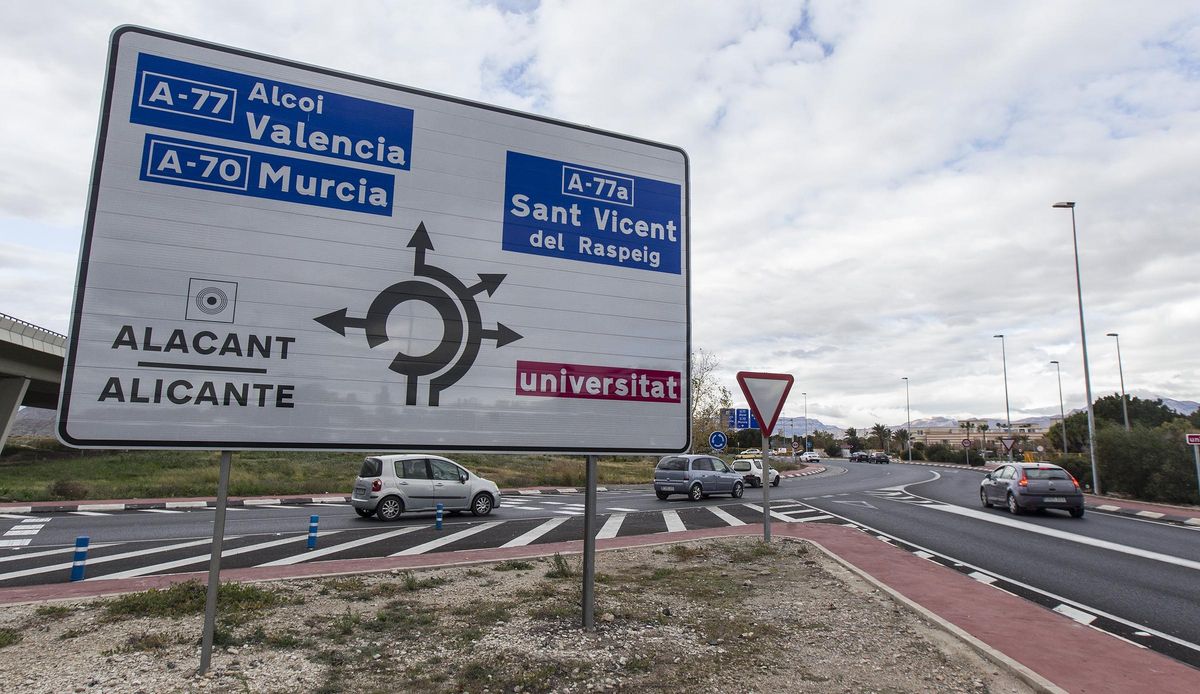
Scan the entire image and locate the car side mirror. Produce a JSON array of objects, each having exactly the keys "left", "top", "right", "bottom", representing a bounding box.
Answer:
[
  {"left": 984, "top": 473, "right": 993, "bottom": 480},
  {"left": 459, "top": 472, "right": 468, "bottom": 483}
]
